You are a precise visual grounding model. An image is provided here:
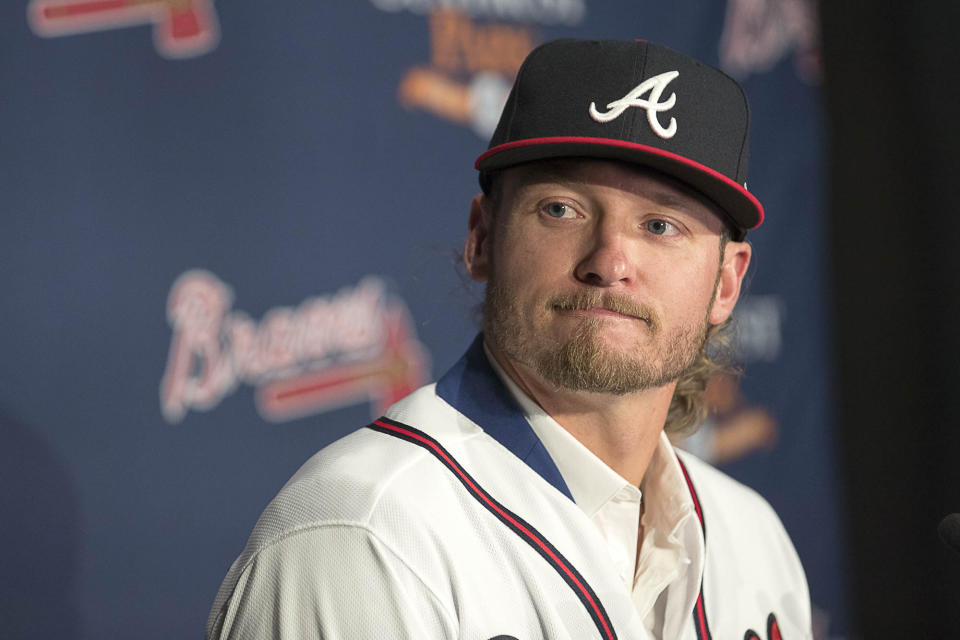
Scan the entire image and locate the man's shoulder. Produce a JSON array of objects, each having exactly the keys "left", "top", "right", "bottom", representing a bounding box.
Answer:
[
  {"left": 242, "top": 384, "right": 477, "bottom": 552},
  {"left": 674, "top": 447, "right": 796, "bottom": 549},
  {"left": 675, "top": 447, "right": 809, "bottom": 603},
  {"left": 206, "top": 385, "right": 478, "bottom": 638},
  {"left": 674, "top": 447, "right": 778, "bottom": 519},
  {"left": 675, "top": 449, "right": 811, "bottom": 634}
]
